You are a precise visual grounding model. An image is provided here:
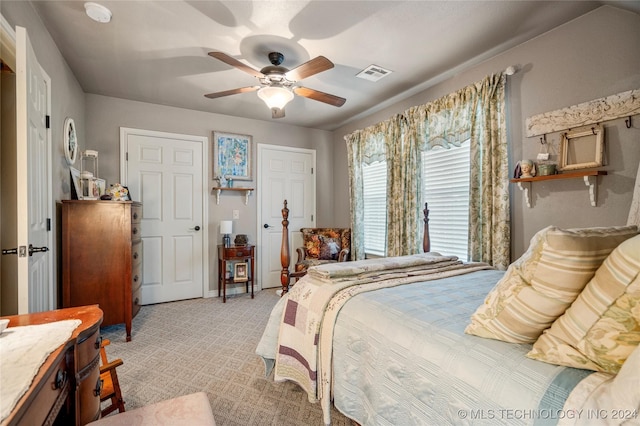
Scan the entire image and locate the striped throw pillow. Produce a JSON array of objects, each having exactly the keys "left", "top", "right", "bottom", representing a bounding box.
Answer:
[
  {"left": 528, "top": 234, "right": 640, "bottom": 373},
  {"left": 465, "top": 225, "right": 638, "bottom": 343}
]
